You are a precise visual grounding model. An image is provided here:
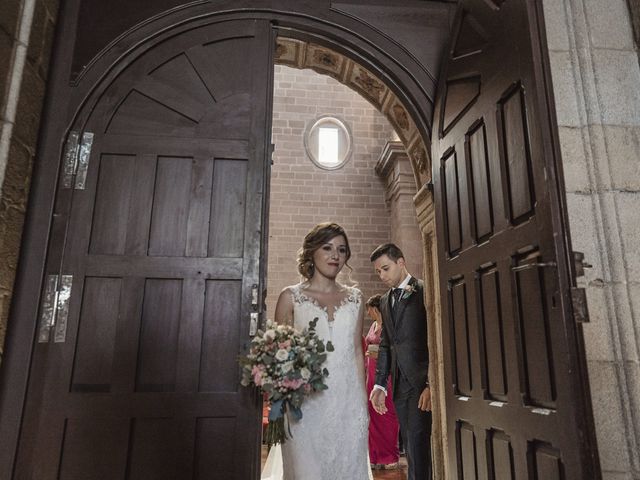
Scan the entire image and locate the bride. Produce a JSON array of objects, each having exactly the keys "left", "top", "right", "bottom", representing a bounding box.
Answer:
[{"left": 263, "top": 222, "right": 372, "bottom": 480}]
